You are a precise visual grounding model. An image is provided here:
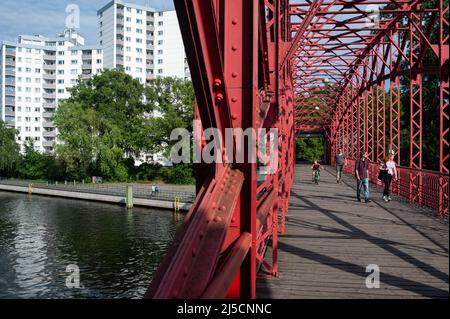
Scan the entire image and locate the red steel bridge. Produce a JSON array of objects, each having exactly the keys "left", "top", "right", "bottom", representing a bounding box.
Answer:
[{"left": 145, "top": 0, "right": 449, "bottom": 298}]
